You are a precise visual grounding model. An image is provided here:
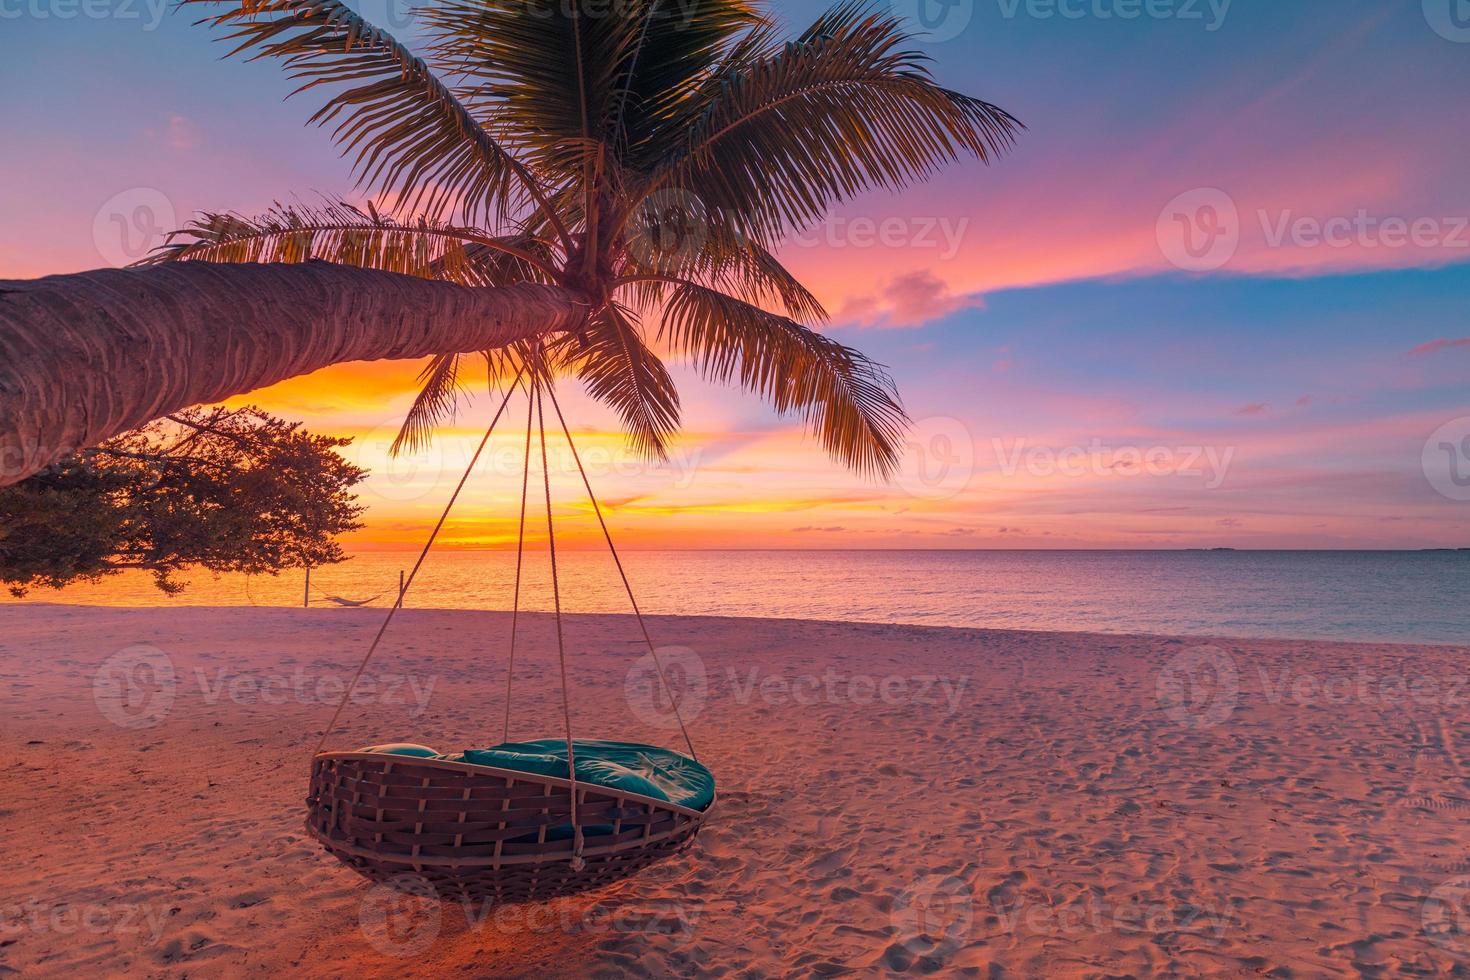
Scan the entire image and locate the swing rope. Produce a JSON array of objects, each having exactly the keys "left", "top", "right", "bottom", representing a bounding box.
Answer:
[
  {"left": 312, "top": 368, "right": 525, "bottom": 757},
  {"left": 544, "top": 383, "right": 700, "bottom": 762},
  {"left": 501, "top": 387, "right": 535, "bottom": 745},
  {"left": 535, "top": 380, "right": 585, "bottom": 869},
  {"left": 312, "top": 358, "right": 695, "bottom": 867}
]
